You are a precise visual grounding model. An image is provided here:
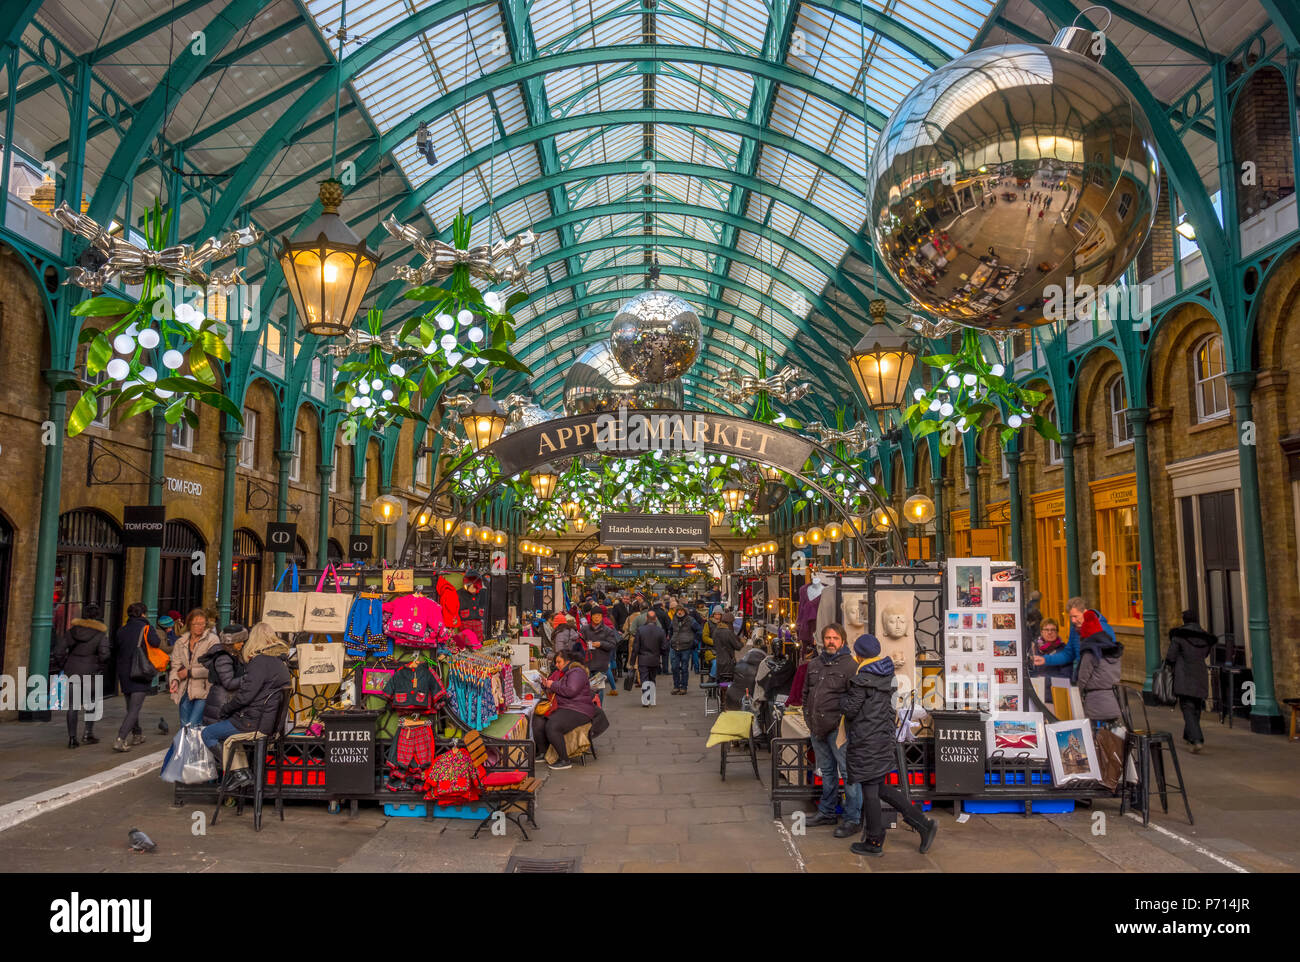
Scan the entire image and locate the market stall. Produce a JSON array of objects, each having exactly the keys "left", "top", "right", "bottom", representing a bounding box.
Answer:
[
  {"left": 770, "top": 559, "right": 1121, "bottom": 819},
  {"left": 175, "top": 562, "right": 548, "bottom": 836}
]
